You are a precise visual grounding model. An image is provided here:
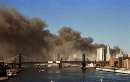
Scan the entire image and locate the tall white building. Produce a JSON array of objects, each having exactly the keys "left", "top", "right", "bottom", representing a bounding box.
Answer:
[
  {"left": 106, "top": 46, "right": 111, "bottom": 61},
  {"left": 96, "top": 48, "right": 105, "bottom": 61}
]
